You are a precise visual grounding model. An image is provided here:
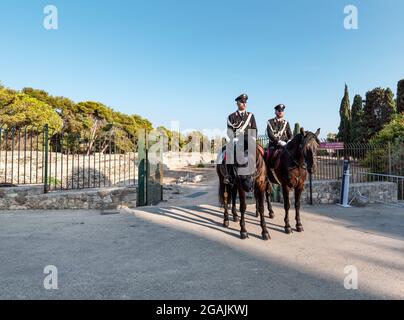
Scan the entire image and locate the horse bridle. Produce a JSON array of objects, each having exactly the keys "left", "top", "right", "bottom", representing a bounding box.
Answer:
[
  {"left": 285, "top": 133, "right": 319, "bottom": 171},
  {"left": 301, "top": 133, "right": 320, "bottom": 171}
]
